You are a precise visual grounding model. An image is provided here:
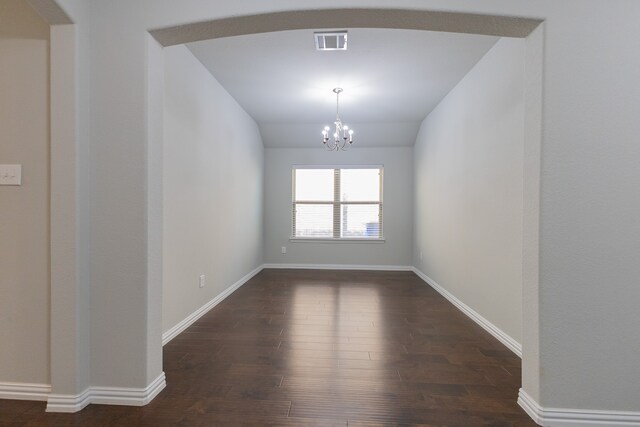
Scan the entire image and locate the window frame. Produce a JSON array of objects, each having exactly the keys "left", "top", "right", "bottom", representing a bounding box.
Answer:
[{"left": 290, "top": 165, "right": 384, "bottom": 242}]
